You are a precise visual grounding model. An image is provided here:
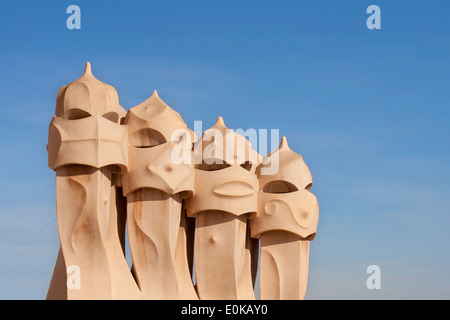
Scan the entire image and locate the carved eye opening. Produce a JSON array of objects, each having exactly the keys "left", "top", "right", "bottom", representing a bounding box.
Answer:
[
  {"left": 66, "top": 108, "right": 91, "bottom": 120},
  {"left": 130, "top": 128, "right": 167, "bottom": 148},
  {"left": 304, "top": 233, "right": 316, "bottom": 241},
  {"left": 240, "top": 161, "right": 253, "bottom": 171},
  {"left": 103, "top": 111, "right": 119, "bottom": 123},
  {"left": 196, "top": 161, "right": 231, "bottom": 171},
  {"left": 262, "top": 180, "right": 299, "bottom": 193}
]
